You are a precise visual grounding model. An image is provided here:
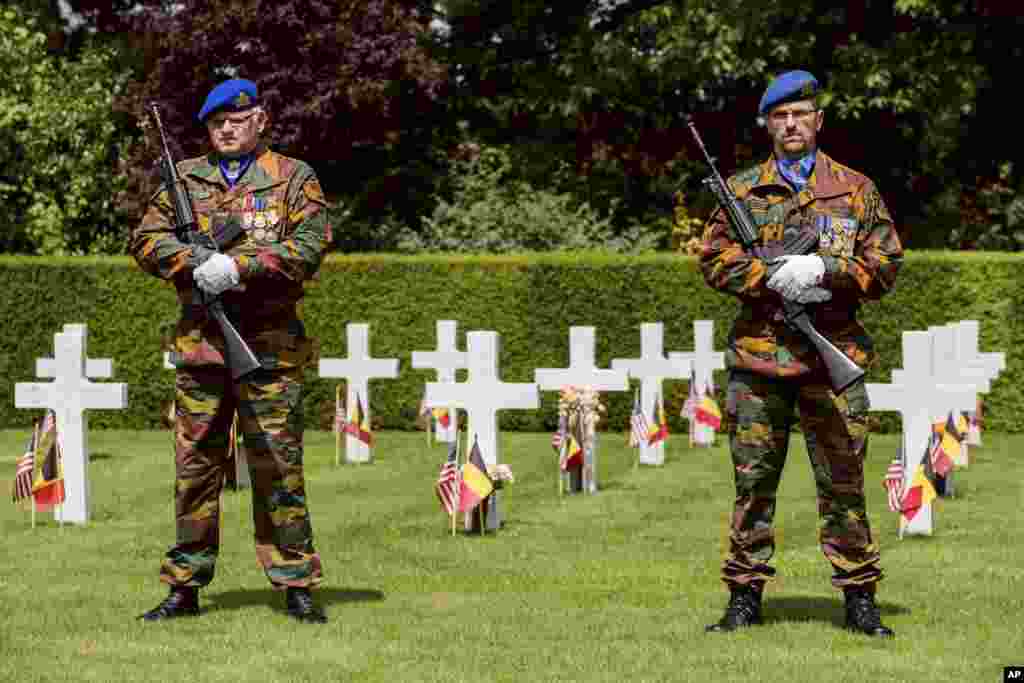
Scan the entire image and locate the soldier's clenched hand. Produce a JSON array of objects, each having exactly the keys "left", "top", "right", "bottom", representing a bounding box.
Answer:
[
  {"left": 193, "top": 253, "right": 240, "bottom": 296},
  {"left": 766, "top": 254, "right": 825, "bottom": 300}
]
